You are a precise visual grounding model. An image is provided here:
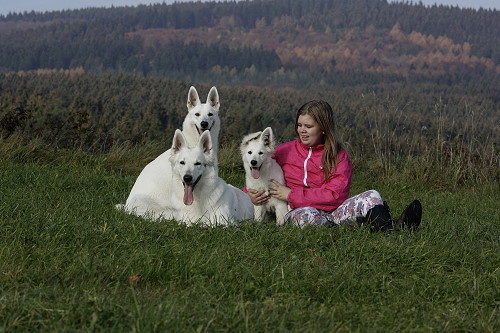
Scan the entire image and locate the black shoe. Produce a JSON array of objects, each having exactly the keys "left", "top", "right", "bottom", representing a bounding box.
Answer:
[
  {"left": 394, "top": 200, "right": 422, "bottom": 230},
  {"left": 365, "top": 204, "right": 393, "bottom": 232}
]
